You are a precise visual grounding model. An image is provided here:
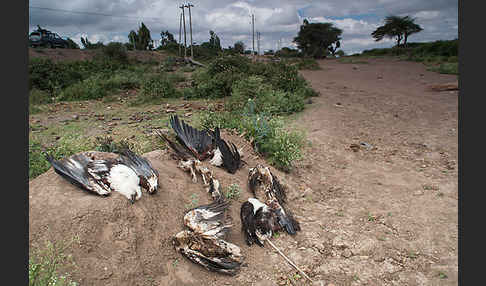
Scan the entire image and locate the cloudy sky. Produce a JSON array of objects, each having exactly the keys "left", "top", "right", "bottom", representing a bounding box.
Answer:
[{"left": 28, "top": 0, "right": 458, "bottom": 55}]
